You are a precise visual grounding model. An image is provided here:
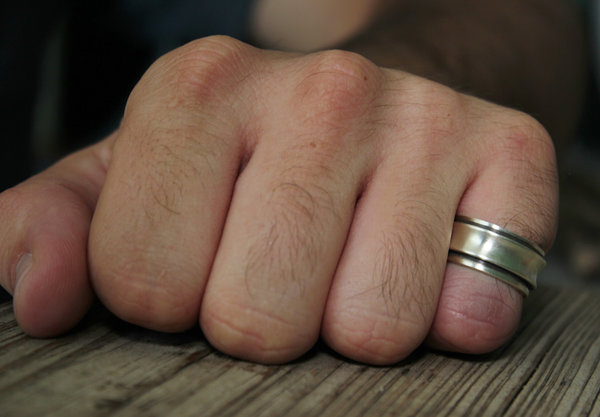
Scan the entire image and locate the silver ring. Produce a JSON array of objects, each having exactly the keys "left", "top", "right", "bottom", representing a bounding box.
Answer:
[{"left": 447, "top": 216, "right": 546, "bottom": 296}]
